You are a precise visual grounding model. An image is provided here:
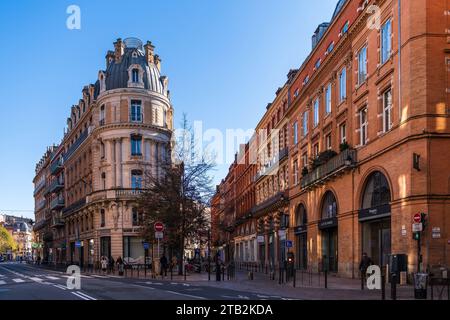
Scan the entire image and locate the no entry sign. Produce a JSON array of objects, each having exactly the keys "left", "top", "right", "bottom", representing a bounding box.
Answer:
[
  {"left": 154, "top": 222, "right": 164, "bottom": 232},
  {"left": 413, "top": 213, "right": 421, "bottom": 224}
]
